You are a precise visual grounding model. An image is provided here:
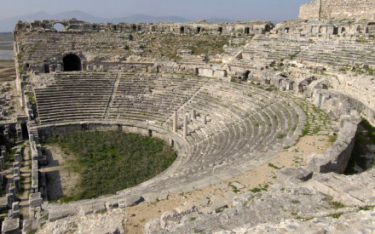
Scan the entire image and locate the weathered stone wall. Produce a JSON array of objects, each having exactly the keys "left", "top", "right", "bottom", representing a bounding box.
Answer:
[
  {"left": 14, "top": 19, "right": 273, "bottom": 36},
  {"left": 299, "top": 1, "right": 320, "bottom": 20},
  {"left": 300, "top": 0, "right": 375, "bottom": 20}
]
